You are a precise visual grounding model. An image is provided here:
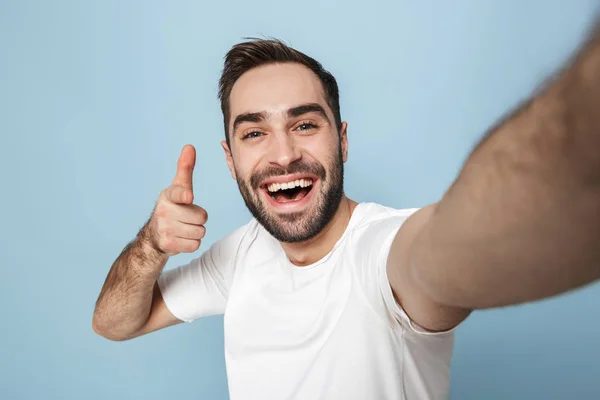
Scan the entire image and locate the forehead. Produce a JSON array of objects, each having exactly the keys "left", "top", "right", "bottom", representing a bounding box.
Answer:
[{"left": 229, "top": 63, "right": 328, "bottom": 122}]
